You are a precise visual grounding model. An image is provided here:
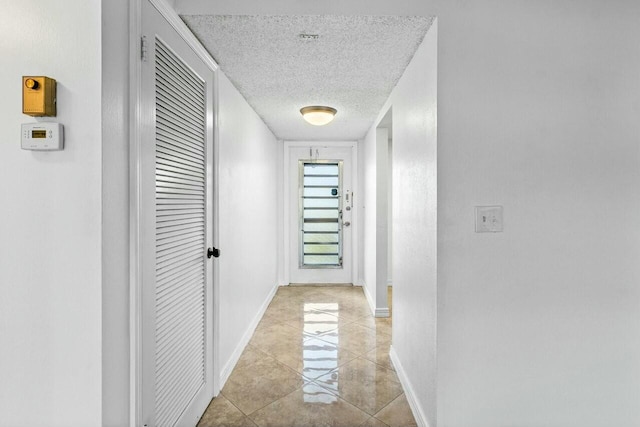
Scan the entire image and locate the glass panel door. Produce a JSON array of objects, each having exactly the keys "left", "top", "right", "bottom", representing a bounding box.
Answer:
[{"left": 299, "top": 161, "right": 343, "bottom": 268}]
